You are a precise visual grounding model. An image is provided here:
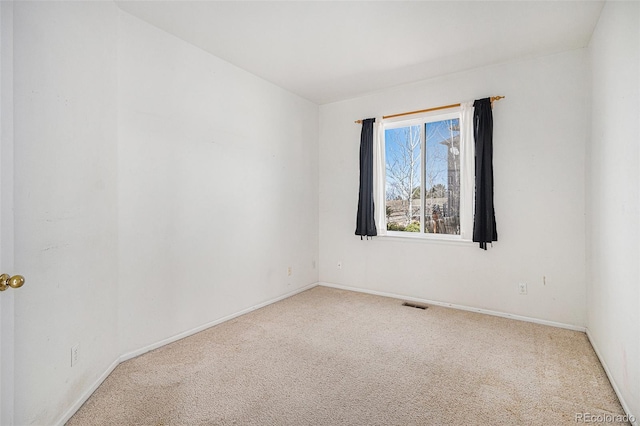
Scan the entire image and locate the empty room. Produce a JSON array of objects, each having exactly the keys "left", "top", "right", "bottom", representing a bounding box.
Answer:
[{"left": 0, "top": 0, "right": 638, "bottom": 425}]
